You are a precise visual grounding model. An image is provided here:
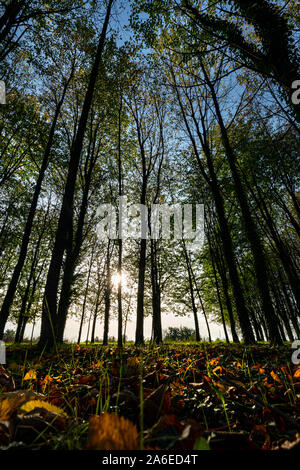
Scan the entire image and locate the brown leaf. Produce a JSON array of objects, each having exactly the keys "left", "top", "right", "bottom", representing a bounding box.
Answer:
[
  {"left": 0, "top": 367, "right": 15, "bottom": 391},
  {"left": 143, "top": 384, "right": 170, "bottom": 427},
  {"left": 14, "top": 410, "right": 67, "bottom": 443},
  {"left": 0, "top": 390, "right": 47, "bottom": 422},
  {"left": 86, "top": 413, "right": 139, "bottom": 450}
]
